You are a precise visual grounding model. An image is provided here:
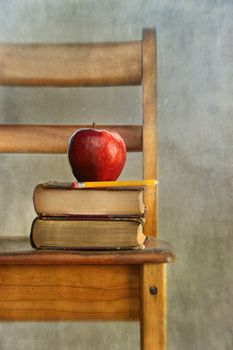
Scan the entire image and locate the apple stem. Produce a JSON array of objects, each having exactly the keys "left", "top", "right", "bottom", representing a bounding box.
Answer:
[{"left": 92, "top": 122, "right": 96, "bottom": 129}]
